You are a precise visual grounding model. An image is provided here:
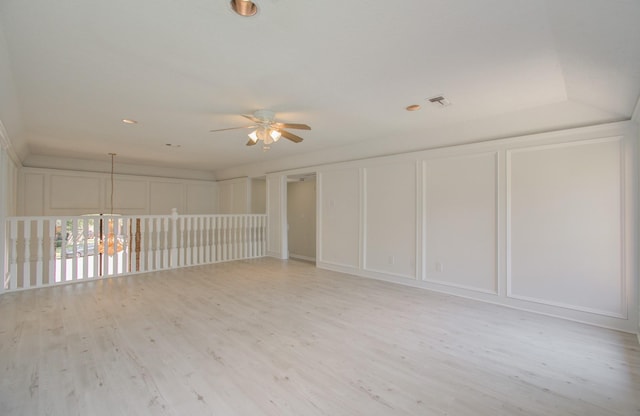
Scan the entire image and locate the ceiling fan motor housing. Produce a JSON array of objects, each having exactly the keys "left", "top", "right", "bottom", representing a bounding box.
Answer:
[{"left": 254, "top": 109, "right": 275, "bottom": 123}]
